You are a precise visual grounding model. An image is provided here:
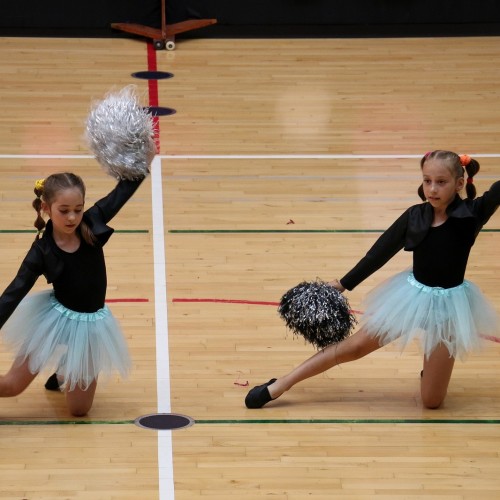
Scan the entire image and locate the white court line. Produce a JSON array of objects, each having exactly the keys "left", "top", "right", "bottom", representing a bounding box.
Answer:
[
  {"left": 0, "top": 154, "right": 91, "bottom": 159},
  {"left": 151, "top": 155, "right": 175, "bottom": 500},
  {"left": 2, "top": 153, "right": 500, "bottom": 160},
  {"left": 160, "top": 153, "right": 500, "bottom": 159}
]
